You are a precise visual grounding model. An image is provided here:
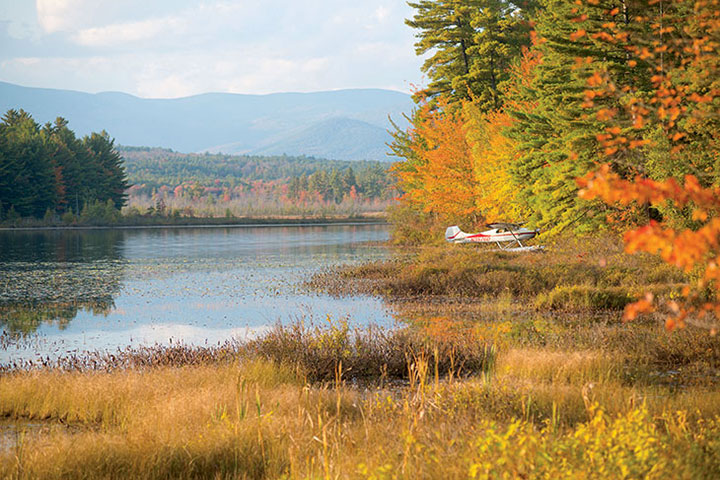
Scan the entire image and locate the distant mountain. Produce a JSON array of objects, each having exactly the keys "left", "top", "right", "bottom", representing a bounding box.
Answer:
[
  {"left": 247, "top": 117, "right": 392, "bottom": 160},
  {"left": 0, "top": 81, "right": 414, "bottom": 161}
]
